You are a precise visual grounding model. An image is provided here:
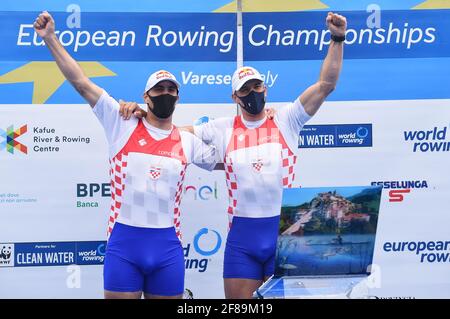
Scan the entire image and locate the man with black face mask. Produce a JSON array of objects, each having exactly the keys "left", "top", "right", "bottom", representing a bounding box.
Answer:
[
  {"left": 34, "top": 11, "right": 218, "bottom": 299},
  {"left": 119, "top": 11, "right": 346, "bottom": 299},
  {"left": 142, "top": 70, "right": 179, "bottom": 120},
  {"left": 191, "top": 12, "right": 347, "bottom": 299}
]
